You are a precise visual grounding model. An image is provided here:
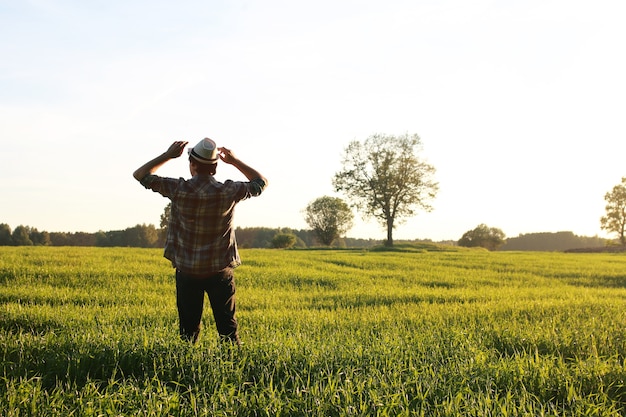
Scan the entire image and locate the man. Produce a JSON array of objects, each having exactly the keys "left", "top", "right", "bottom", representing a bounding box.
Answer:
[{"left": 133, "top": 138, "right": 268, "bottom": 344}]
